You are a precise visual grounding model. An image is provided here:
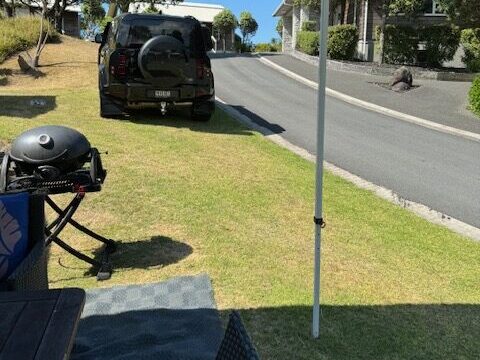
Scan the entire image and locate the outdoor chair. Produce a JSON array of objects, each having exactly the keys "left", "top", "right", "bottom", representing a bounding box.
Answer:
[
  {"left": 216, "top": 311, "right": 260, "bottom": 360},
  {"left": 0, "top": 192, "right": 48, "bottom": 291}
]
